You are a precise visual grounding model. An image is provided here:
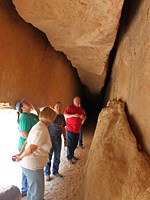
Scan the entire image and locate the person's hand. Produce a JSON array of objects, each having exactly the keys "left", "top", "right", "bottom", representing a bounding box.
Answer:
[
  {"left": 50, "top": 105, "right": 55, "bottom": 111},
  {"left": 31, "top": 103, "right": 37, "bottom": 109},
  {"left": 80, "top": 114, "right": 84, "bottom": 120},
  {"left": 74, "top": 113, "right": 80, "bottom": 118},
  {"left": 16, "top": 153, "right": 23, "bottom": 162},
  {"left": 31, "top": 103, "right": 40, "bottom": 114},
  {"left": 12, "top": 155, "right": 17, "bottom": 162},
  {"left": 12, "top": 154, "right": 22, "bottom": 162},
  {"left": 64, "top": 139, "right": 67, "bottom": 147}
]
